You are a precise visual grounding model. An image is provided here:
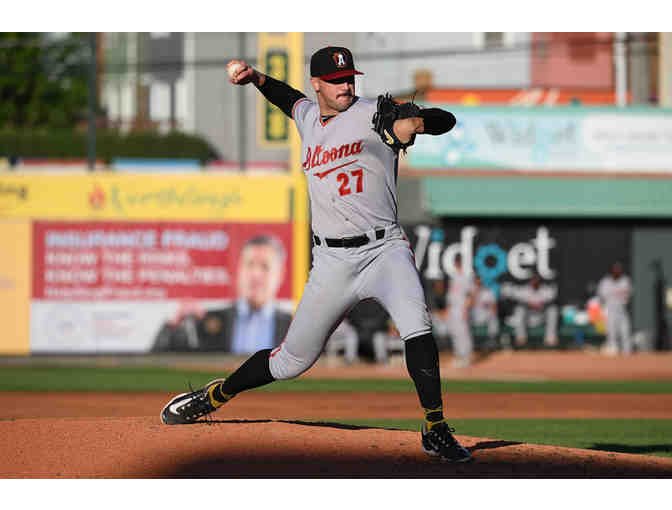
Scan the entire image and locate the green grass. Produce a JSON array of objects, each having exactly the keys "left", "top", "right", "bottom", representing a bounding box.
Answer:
[
  {"left": 344, "top": 418, "right": 672, "bottom": 459},
  {"left": 0, "top": 365, "right": 671, "bottom": 393}
]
